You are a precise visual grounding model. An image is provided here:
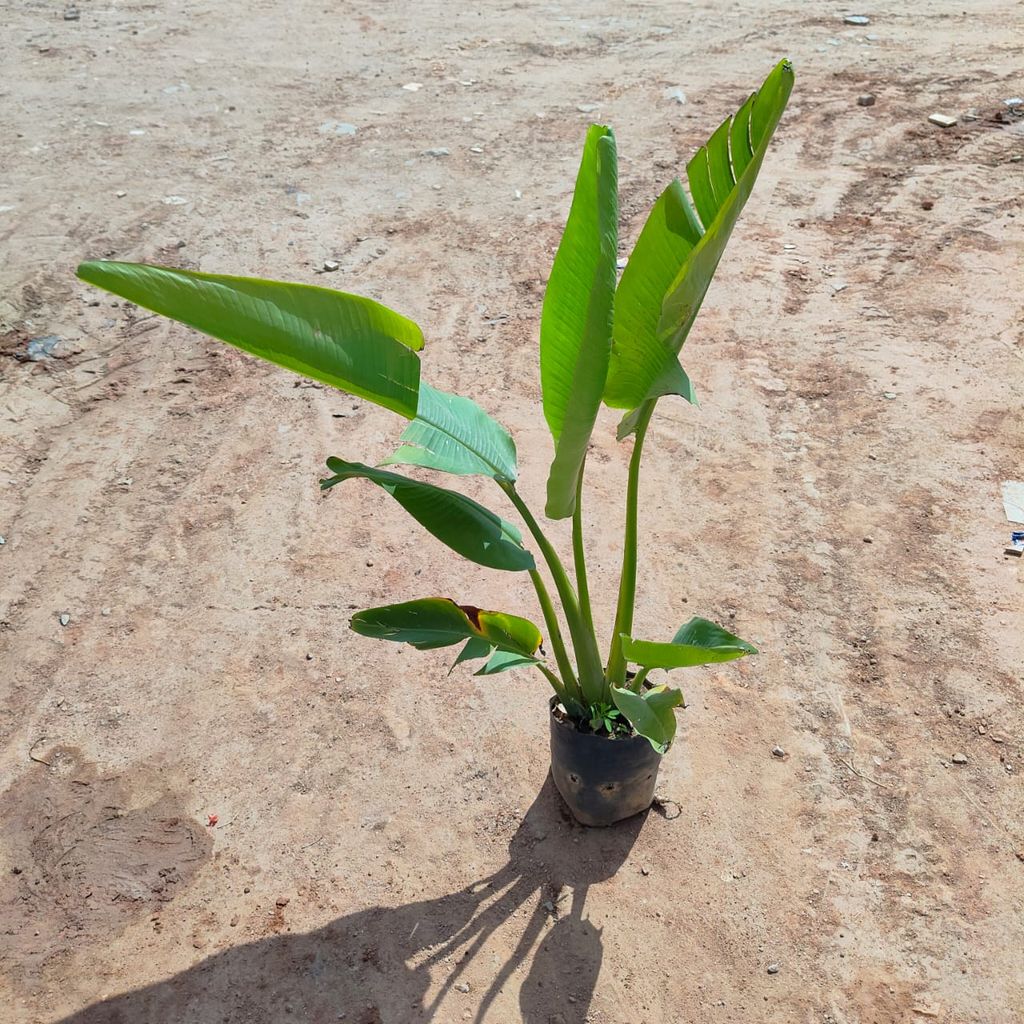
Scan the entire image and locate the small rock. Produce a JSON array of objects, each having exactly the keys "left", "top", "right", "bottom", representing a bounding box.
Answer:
[
  {"left": 322, "top": 260, "right": 340, "bottom": 272},
  {"left": 863, "top": 536, "right": 873, "bottom": 544},
  {"left": 243, "top": 886, "right": 251, "bottom": 894},
  {"left": 305, "top": 653, "right": 314, "bottom": 661},
  {"left": 883, "top": 391, "right": 897, "bottom": 400},
  {"left": 115, "top": 190, "right": 127, "bottom": 198},
  {"left": 843, "top": 14, "right": 870, "bottom": 25},
  {"left": 1004, "top": 97, "right": 1024, "bottom": 108},
  {"left": 26, "top": 335, "right": 62, "bottom": 361},
  {"left": 469, "top": 146, "right": 483, "bottom": 153},
  {"left": 59, "top": 613, "right": 70, "bottom": 627},
  {"left": 927, "top": 113, "right": 957, "bottom": 128},
  {"left": 577, "top": 103, "right": 600, "bottom": 113},
  {"left": 952, "top": 753, "right": 968, "bottom": 765},
  {"left": 771, "top": 745, "right": 786, "bottom": 758},
  {"left": 276, "top": 896, "right": 290, "bottom": 908},
  {"left": 455, "top": 982, "right": 471, "bottom": 993},
  {"left": 319, "top": 122, "right": 357, "bottom": 136},
  {"left": 229, "top": 914, "right": 240, "bottom": 927},
  {"left": 63, "top": 7, "right": 80, "bottom": 20},
  {"left": 101, "top": 607, "right": 111, "bottom": 616},
  {"left": 423, "top": 147, "right": 450, "bottom": 157},
  {"left": 402, "top": 83, "right": 422, "bottom": 92},
  {"left": 767, "top": 963, "right": 780, "bottom": 975},
  {"left": 856, "top": 93, "right": 875, "bottom": 107},
  {"left": 640, "top": 865, "right": 650, "bottom": 876},
  {"left": 162, "top": 195, "right": 189, "bottom": 205},
  {"left": 921, "top": 199, "right": 934, "bottom": 211},
  {"left": 663, "top": 87, "right": 686, "bottom": 105},
  {"left": 541, "top": 899, "right": 555, "bottom": 913},
  {"left": 616, "top": 256, "right": 628, "bottom": 270},
  {"left": 192, "top": 936, "right": 206, "bottom": 950},
  {"left": 0, "top": 535, "right": 5, "bottom": 545}
]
